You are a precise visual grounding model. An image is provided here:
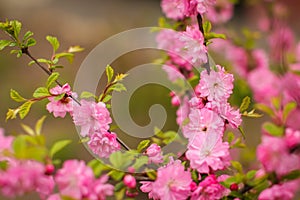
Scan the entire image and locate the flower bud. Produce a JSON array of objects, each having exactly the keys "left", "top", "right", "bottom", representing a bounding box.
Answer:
[{"left": 123, "top": 174, "right": 136, "bottom": 188}]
